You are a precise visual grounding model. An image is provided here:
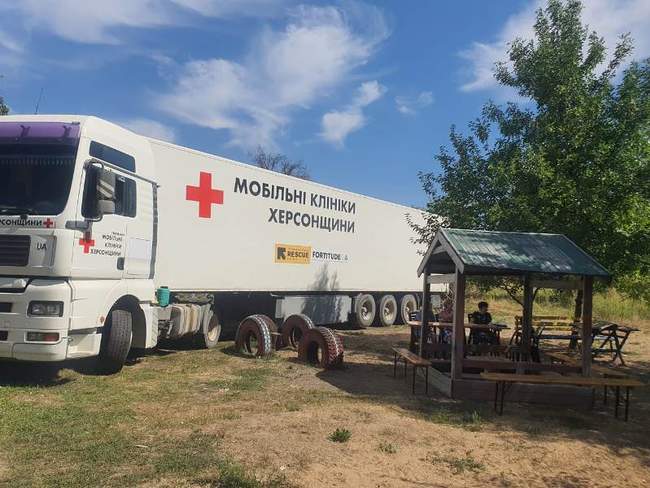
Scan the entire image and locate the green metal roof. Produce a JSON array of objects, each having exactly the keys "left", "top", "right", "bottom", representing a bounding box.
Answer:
[{"left": 418, "top": 228, "right": 610, "bottom": 278}]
